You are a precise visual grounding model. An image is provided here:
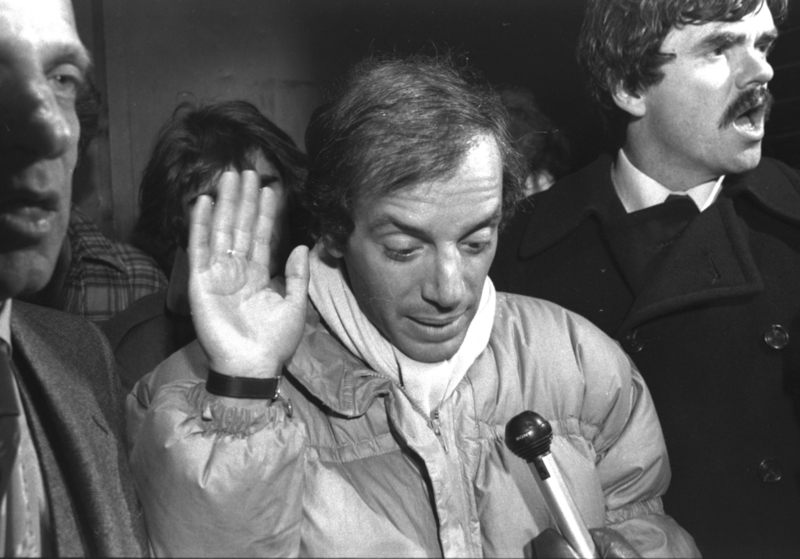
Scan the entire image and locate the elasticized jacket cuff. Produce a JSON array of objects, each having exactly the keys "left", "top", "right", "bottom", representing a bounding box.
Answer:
[{"left": 189, "top": 382, "right": 292, "bottom": 437}]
